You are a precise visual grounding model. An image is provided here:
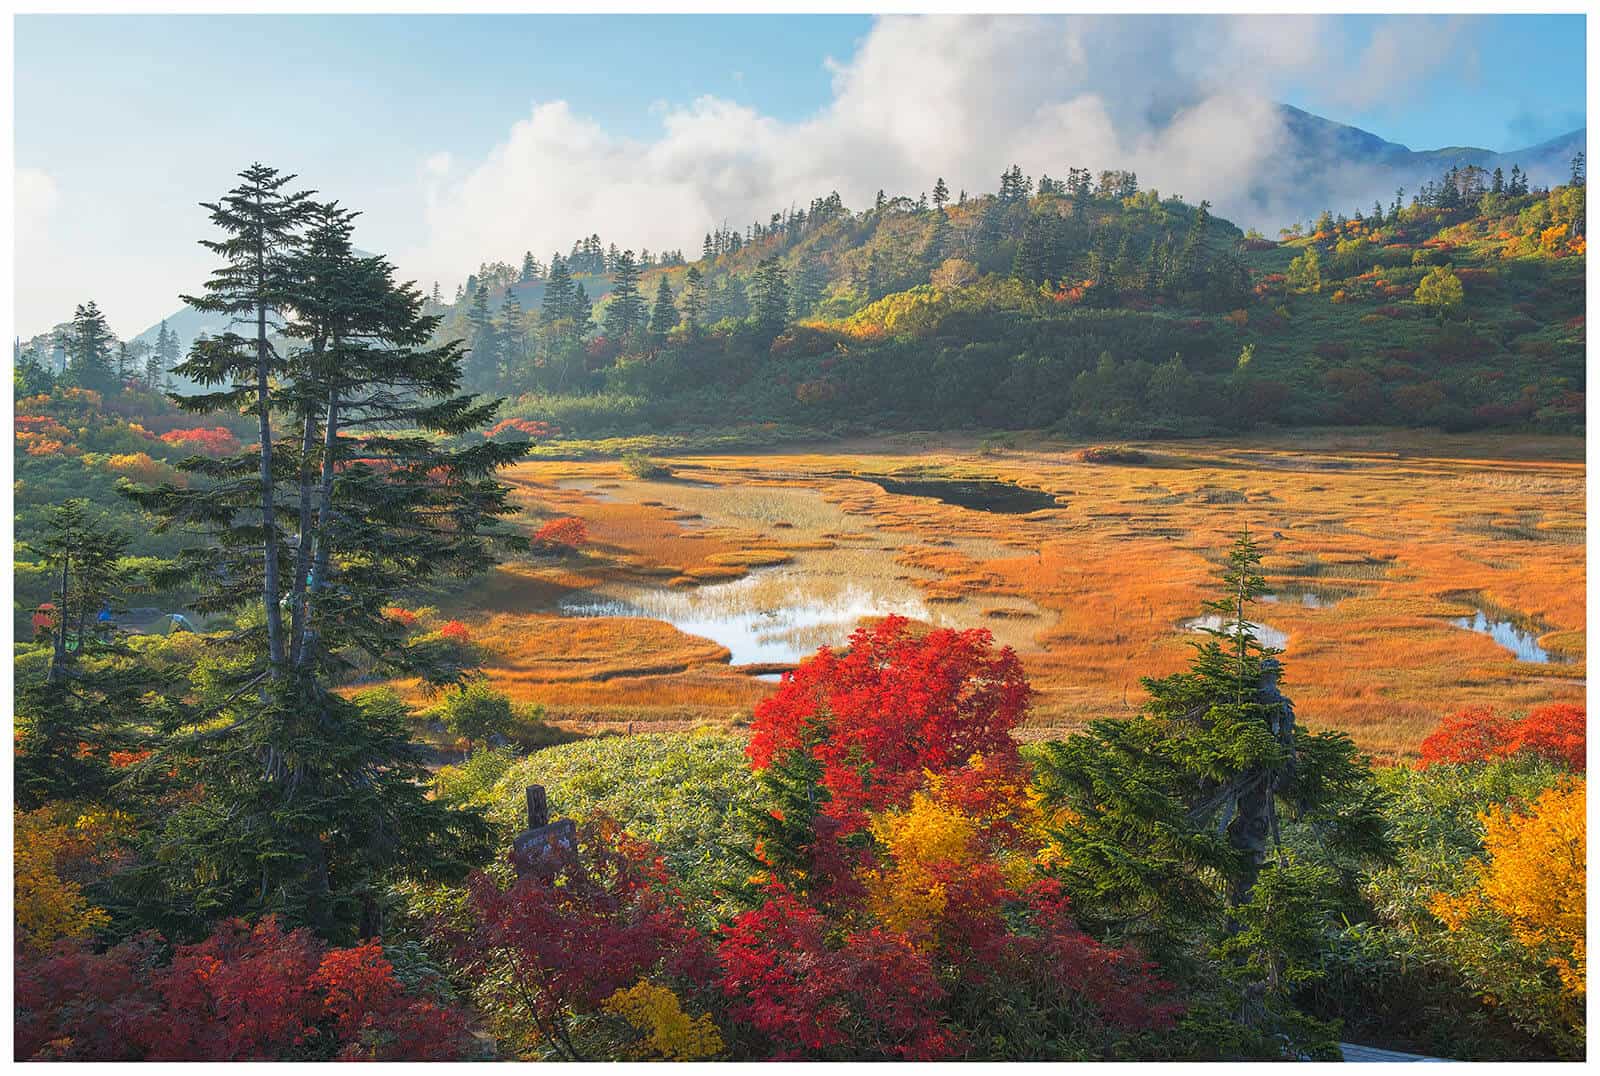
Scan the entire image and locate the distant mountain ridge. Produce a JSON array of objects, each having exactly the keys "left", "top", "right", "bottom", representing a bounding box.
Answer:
[
  {"left": 126, "top": 105, "right": 1584, "bottom": 344},
  {"left": 1257, "top": 104, "right": 1584, "bottom": 225}
]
